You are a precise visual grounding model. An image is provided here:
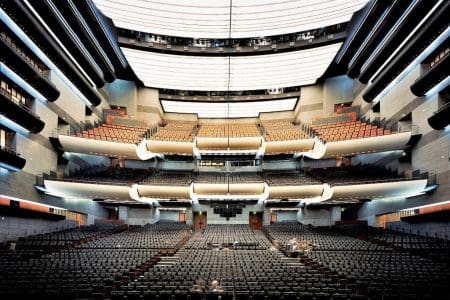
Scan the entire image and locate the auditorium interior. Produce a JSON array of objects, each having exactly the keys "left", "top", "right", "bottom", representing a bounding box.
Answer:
[{"left": 0, "top": 0, "right": 449, "bottom": 299}]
